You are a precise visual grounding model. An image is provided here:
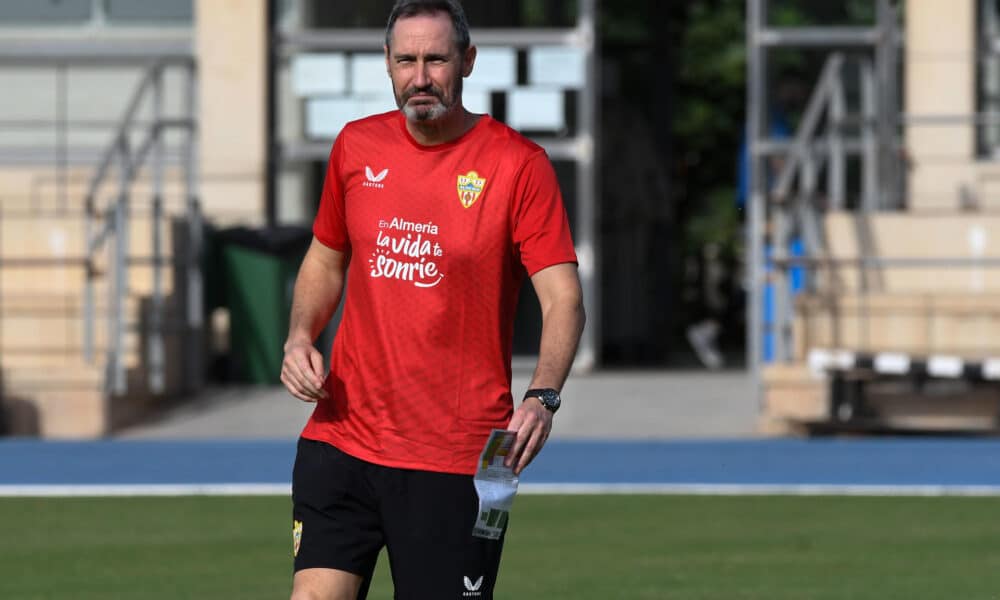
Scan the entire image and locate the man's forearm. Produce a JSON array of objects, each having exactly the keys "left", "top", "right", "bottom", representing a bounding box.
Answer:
[
  {"left": 285, "top": 244, "right": 346, "bottom": 349},
  {"left": 507, "top": 264, "right": 583, "bottom": 473},
  {"left": 529, "top": 295, "right": 585, "bottom": 391}
]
